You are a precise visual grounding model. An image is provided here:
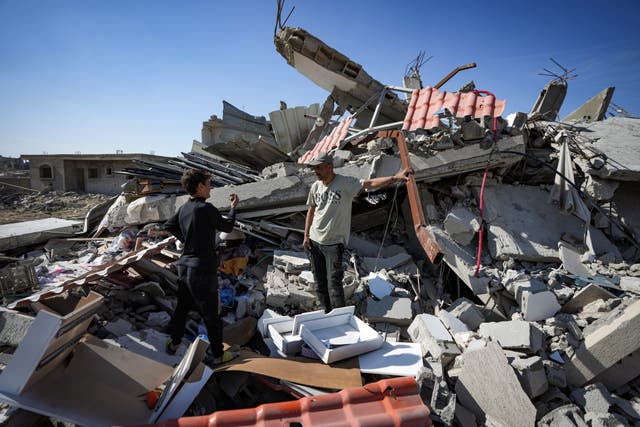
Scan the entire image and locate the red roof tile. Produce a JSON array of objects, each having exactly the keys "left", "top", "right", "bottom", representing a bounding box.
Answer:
[
  {"left": 125, "top": 376, "right": 431, "bottom": 427},
  {"left": 298, "top": 117, "right": 354, "bottom": 164},
  {"left": 403, "top": 87, "right": 506, "bottom": 131}
]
